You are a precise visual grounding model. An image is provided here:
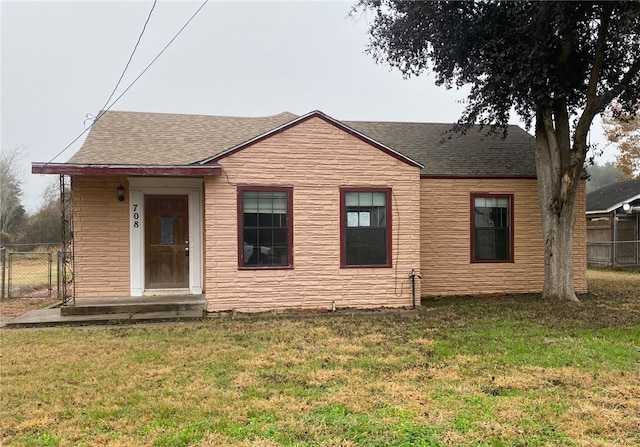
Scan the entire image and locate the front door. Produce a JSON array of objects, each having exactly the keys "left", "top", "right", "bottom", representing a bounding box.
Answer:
[{"left": 145, "top": 195, "right": 189, "bottom": 289}]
